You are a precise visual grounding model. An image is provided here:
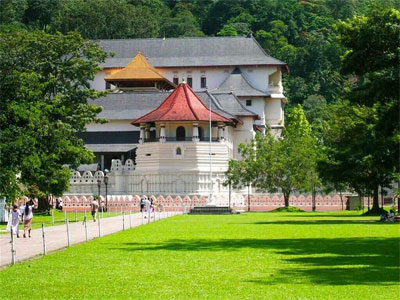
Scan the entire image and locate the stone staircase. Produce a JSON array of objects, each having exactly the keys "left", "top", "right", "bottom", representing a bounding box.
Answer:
[{"left": 189, "top": 206, "right": 233, "bottom": 215}]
